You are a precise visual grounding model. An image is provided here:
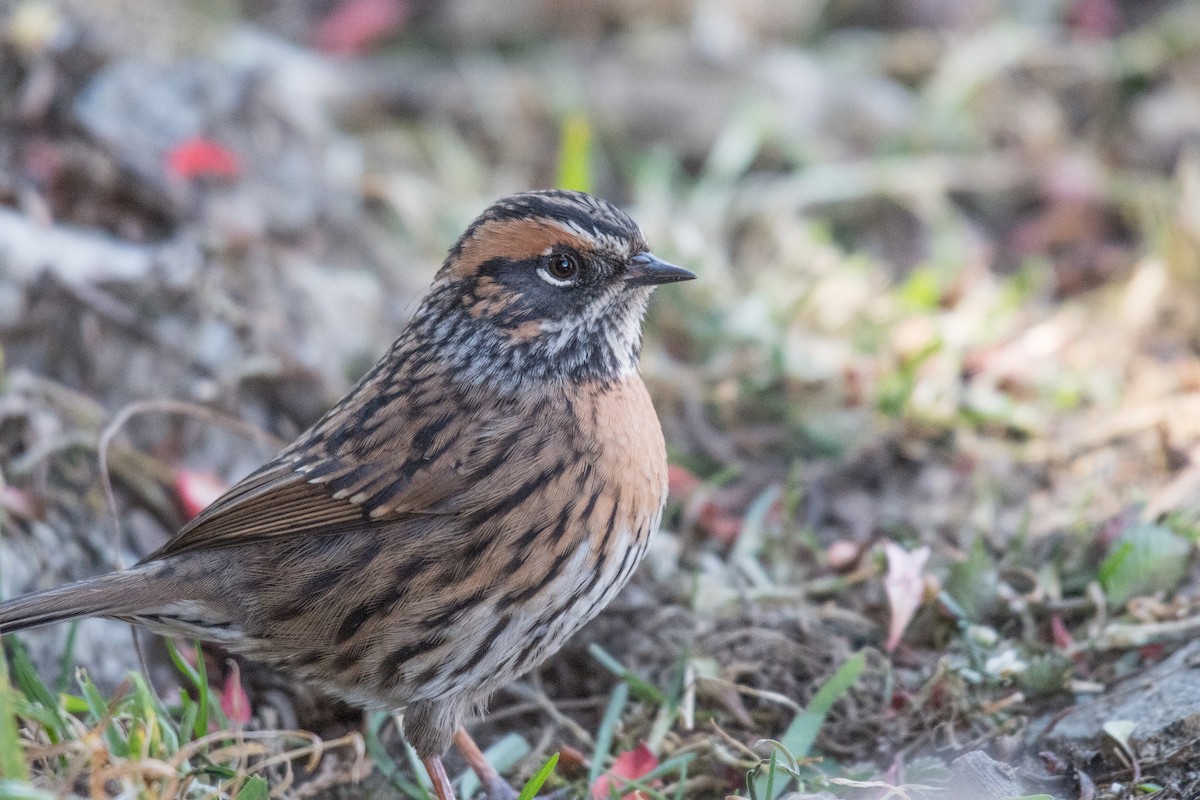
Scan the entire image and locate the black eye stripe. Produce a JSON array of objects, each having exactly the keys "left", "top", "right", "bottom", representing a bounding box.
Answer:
[{"left": 475, "top": 256, "right": 532, "bottom": 278}]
